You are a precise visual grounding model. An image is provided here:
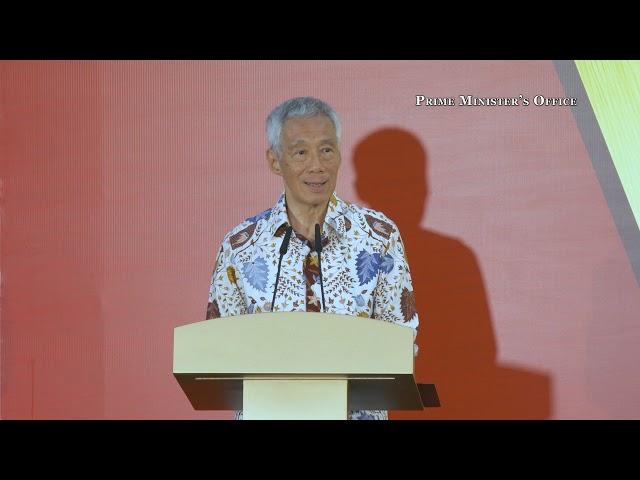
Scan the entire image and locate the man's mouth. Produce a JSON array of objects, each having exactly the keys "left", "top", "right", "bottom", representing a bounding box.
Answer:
[{"left": 304, "top": 181, "right": 328, "bottom": 187}]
